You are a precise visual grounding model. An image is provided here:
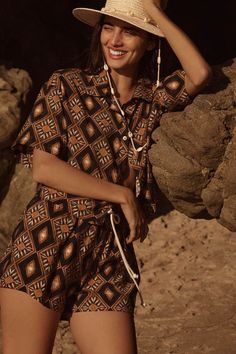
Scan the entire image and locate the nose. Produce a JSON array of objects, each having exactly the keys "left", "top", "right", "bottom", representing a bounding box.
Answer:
[{"left": 110, "top": 29, "right": 123, "bottom": 47}]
